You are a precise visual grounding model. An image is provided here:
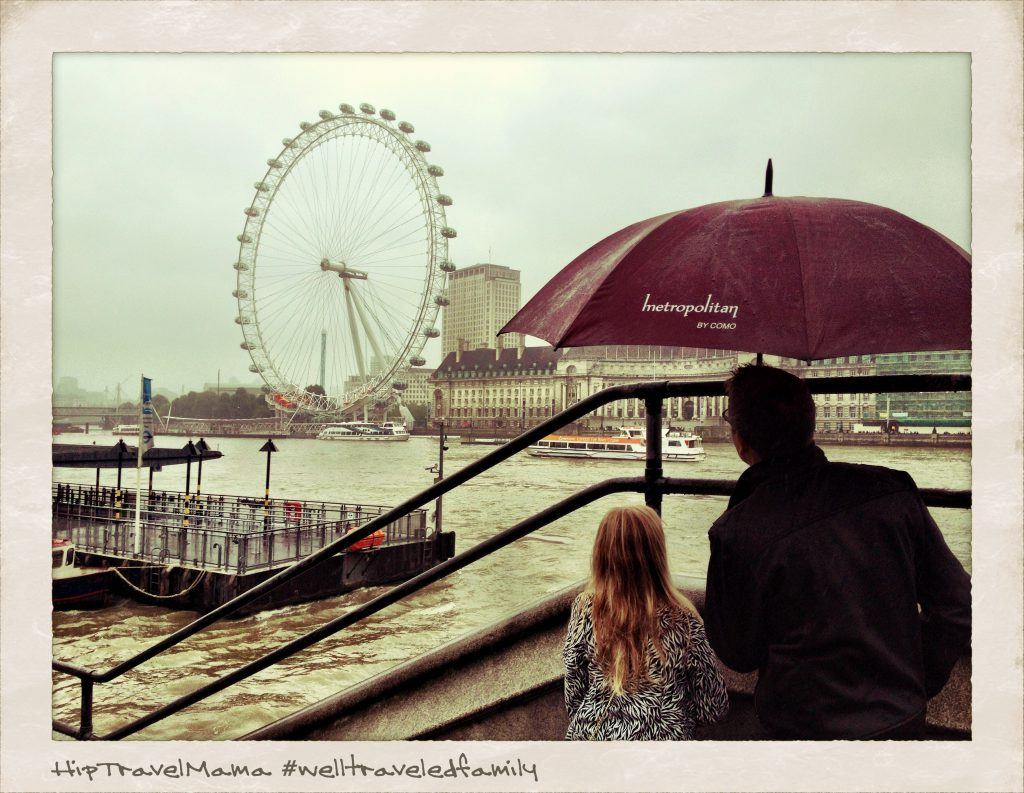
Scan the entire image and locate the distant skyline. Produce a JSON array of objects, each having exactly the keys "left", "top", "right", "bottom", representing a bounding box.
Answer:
[{"left": 53, "top": 53, "right": 971, "bottom": 394}]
